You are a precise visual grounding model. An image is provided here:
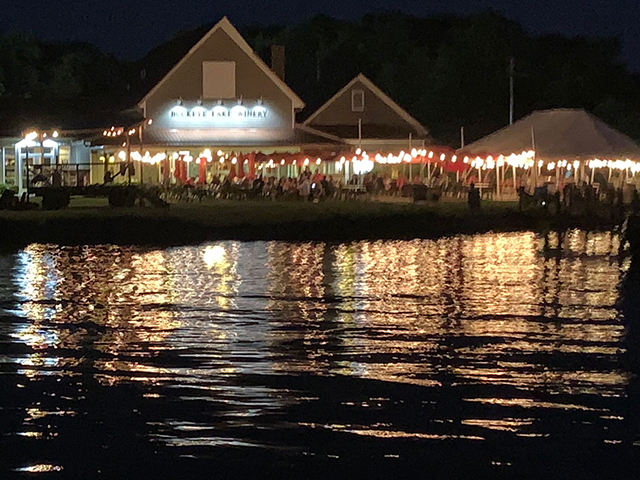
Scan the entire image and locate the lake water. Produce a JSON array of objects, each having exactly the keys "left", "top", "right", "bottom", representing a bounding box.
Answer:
[{"left": 1, "top": 232, "right": 639, "bottom": 479}]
